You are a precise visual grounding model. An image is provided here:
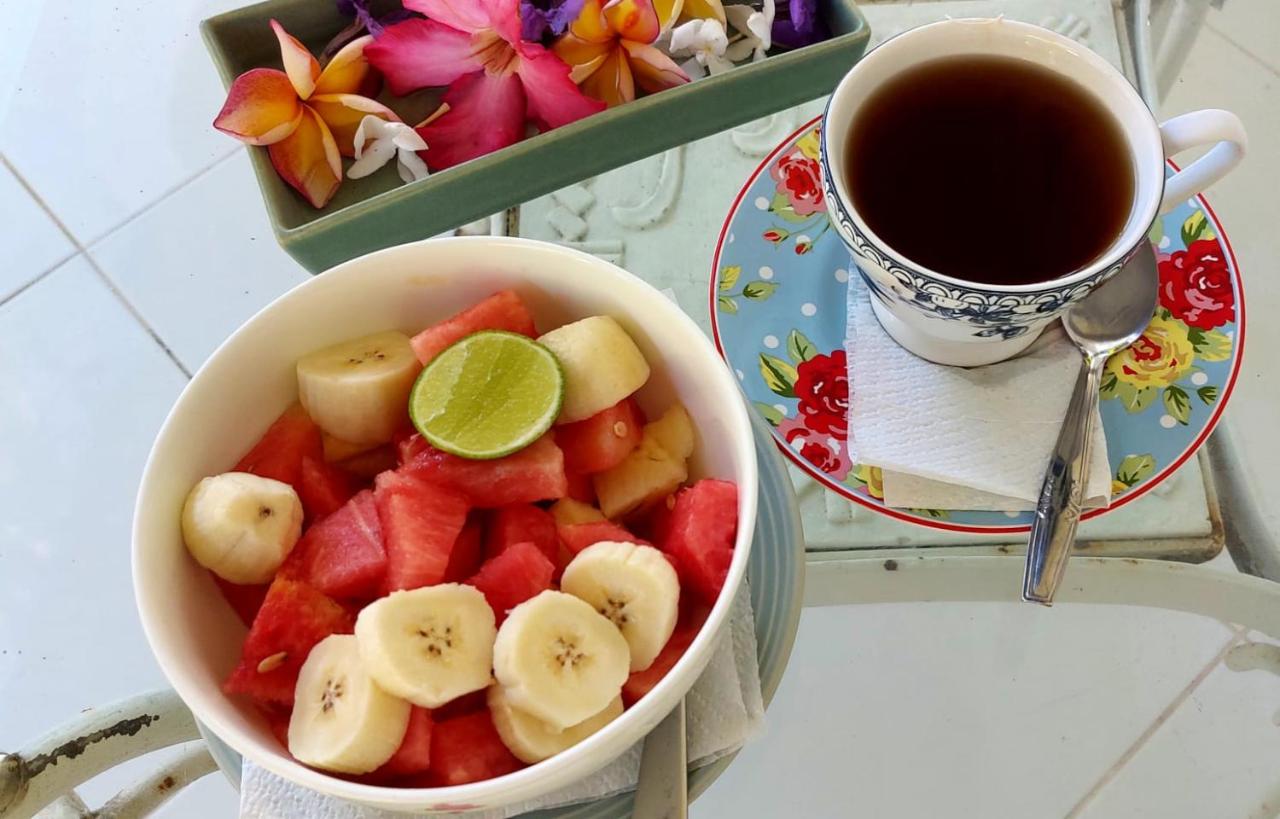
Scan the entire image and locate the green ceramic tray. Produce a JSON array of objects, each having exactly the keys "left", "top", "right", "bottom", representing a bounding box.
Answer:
[{"left": 201, "top": 0, "right": 869, "bottom": 272}]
